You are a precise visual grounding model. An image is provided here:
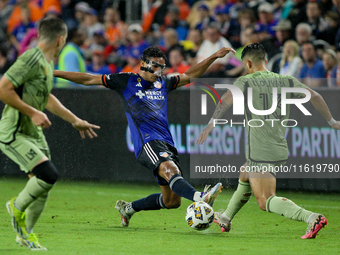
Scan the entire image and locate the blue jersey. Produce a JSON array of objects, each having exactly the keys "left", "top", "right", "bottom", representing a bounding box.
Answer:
[{"left": 101, "top": 73, "right": 180, "bottom": 157}]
